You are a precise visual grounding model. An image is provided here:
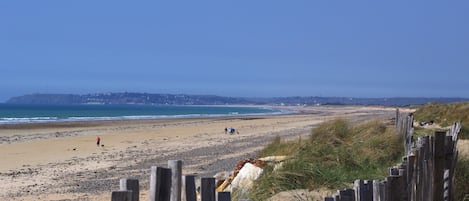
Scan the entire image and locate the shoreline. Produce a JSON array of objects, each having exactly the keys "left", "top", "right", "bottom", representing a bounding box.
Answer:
[
  {"left": 0, "top": 105, "right": 397, "bottom": 200},
  {"left": 0, "top": 104, "right": 291, "bottom": 126}
]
